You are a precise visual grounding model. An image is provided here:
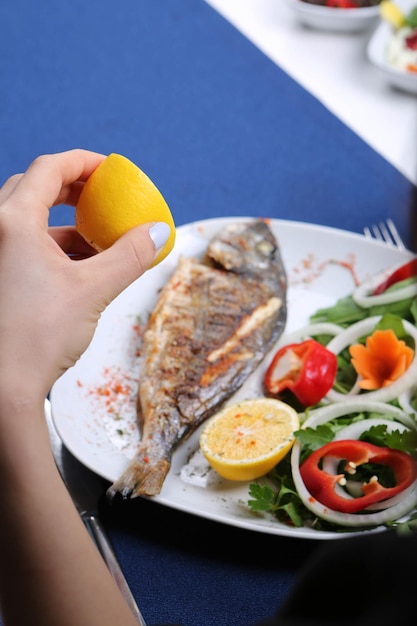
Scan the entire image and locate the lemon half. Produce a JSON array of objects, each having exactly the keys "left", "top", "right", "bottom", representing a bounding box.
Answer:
[
  {"left": 199, "top": 398, "right": 300, "bottom": 481},
  {"left": 75, "top": 153, "right": 175, "bottom": 267}
]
